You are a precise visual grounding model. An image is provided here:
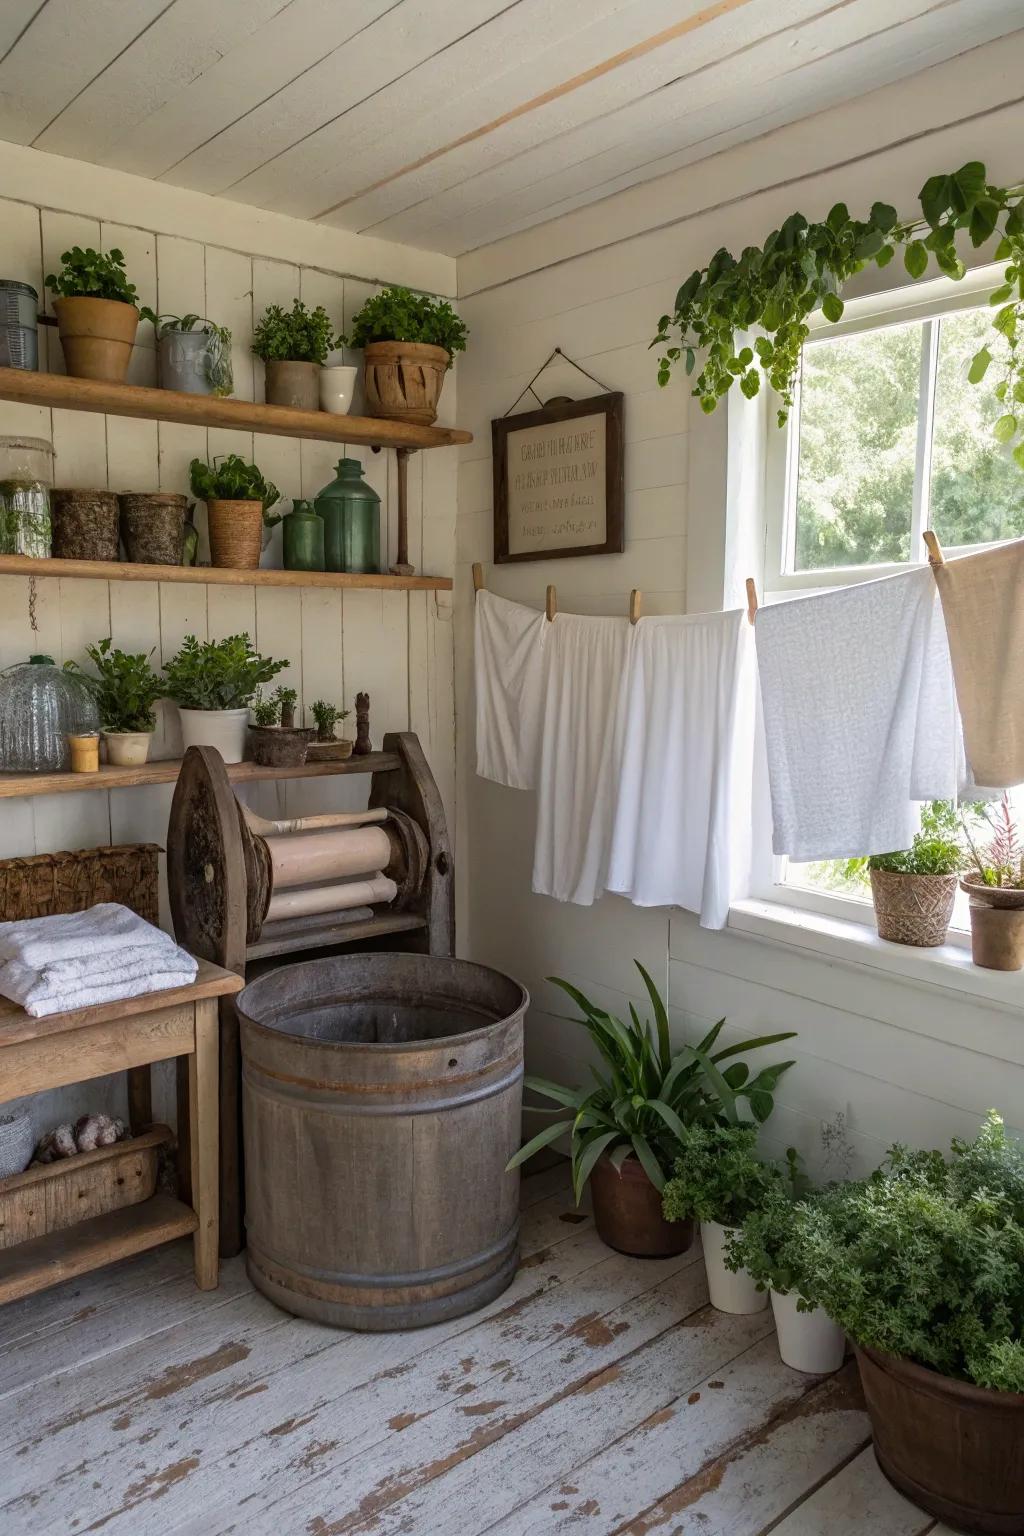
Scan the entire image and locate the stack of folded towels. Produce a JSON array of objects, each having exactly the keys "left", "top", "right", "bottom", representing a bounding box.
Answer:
[{"left": 0, "top": 903, "right": 198, "bottom": 1018}]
